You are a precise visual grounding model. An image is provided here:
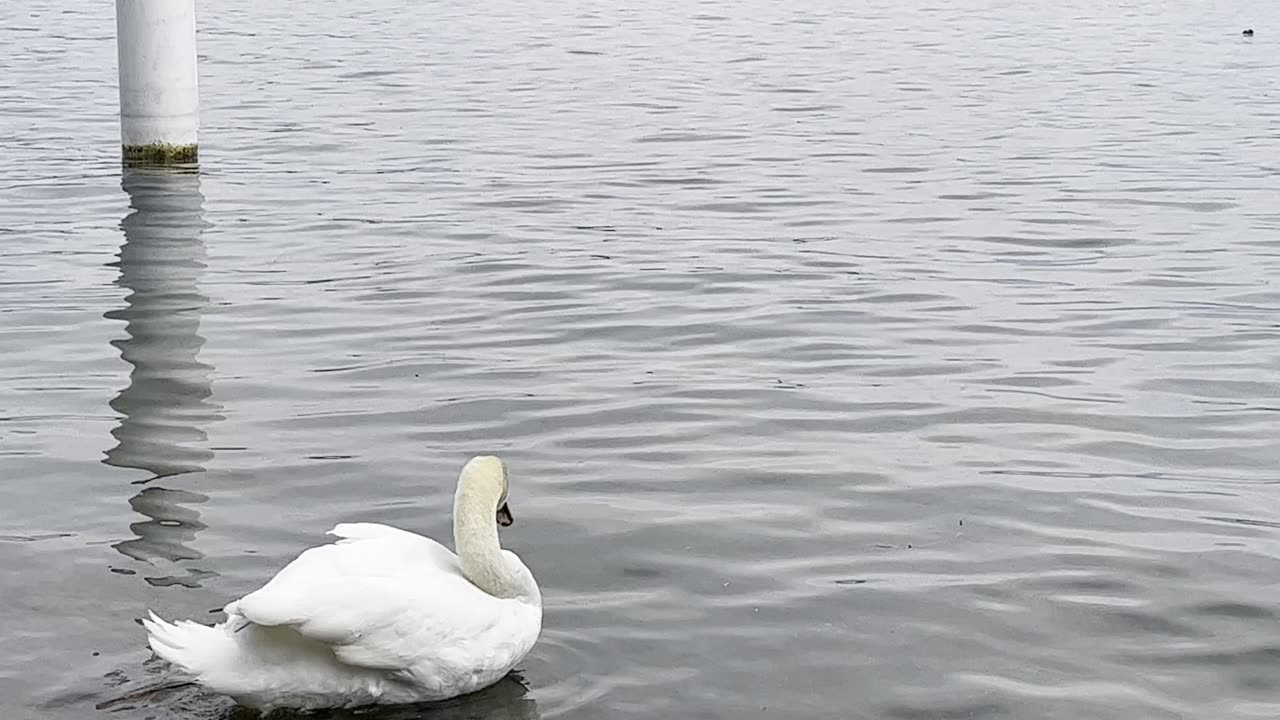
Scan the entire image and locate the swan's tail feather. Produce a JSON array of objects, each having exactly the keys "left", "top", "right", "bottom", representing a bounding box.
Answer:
[
  {"left": 141, "top": 610, "right": 232, "bottom": 676},
  {"left": 140, "top": 610, "right": 391, "bottom": 710}
]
